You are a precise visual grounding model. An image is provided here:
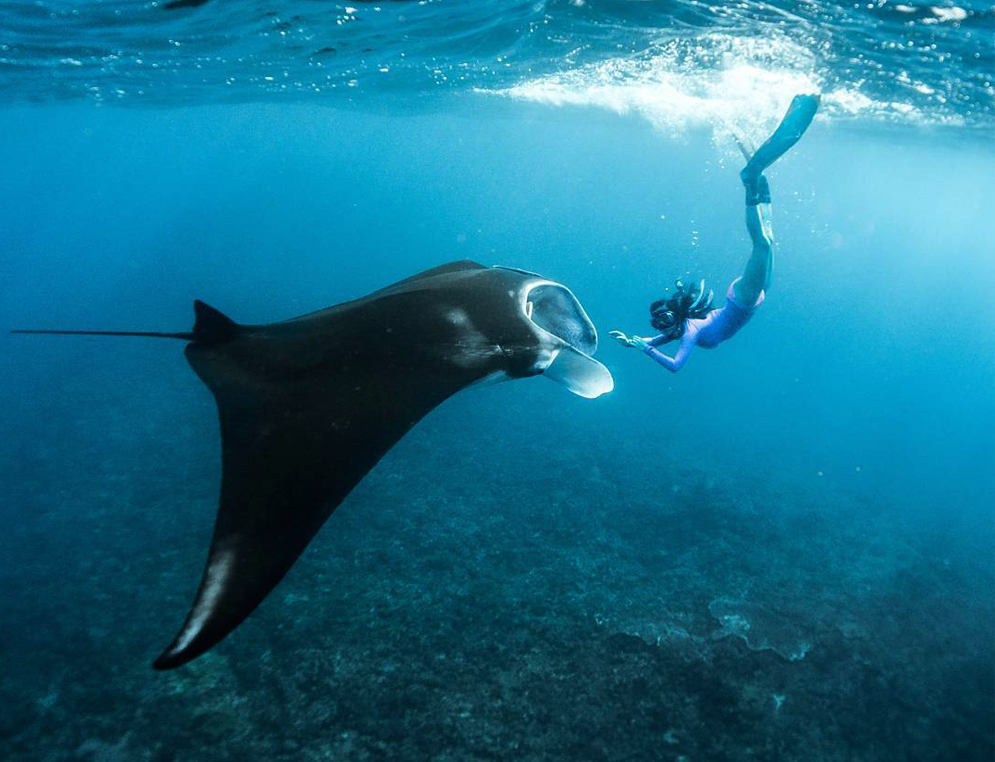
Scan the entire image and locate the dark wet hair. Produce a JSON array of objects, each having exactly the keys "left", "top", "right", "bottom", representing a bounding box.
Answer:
[{"left": 649, "top": 278, "right": 715, "bottom": 341}]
